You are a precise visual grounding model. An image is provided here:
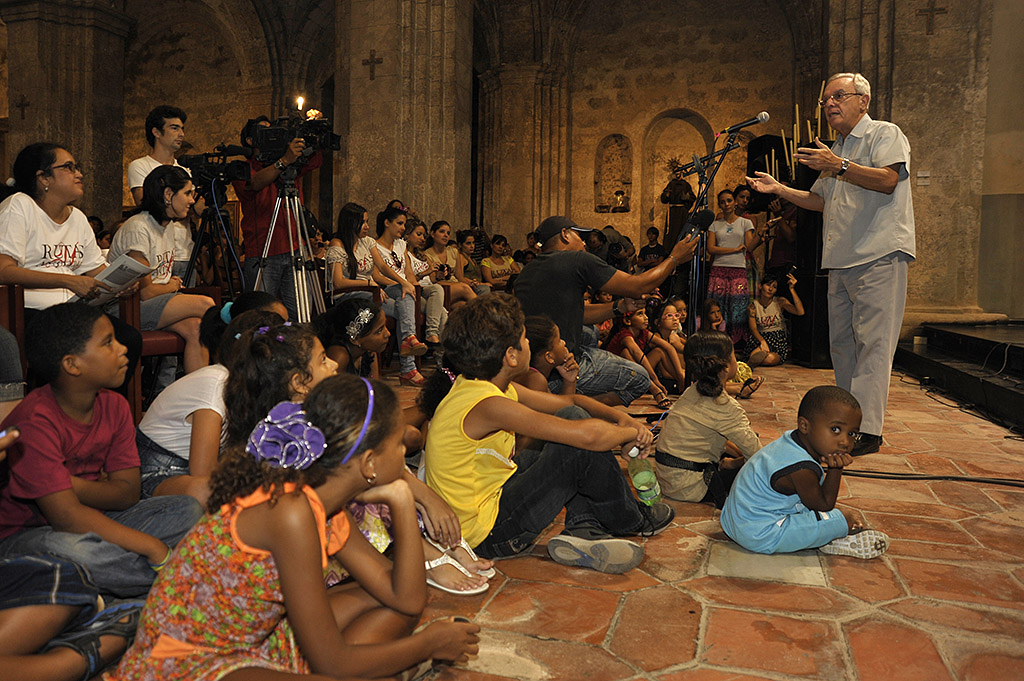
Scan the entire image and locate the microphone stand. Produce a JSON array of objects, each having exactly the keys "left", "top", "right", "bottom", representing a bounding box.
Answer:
[{"left": 679, "top": 131, "right": 740, "bottom": 335}]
